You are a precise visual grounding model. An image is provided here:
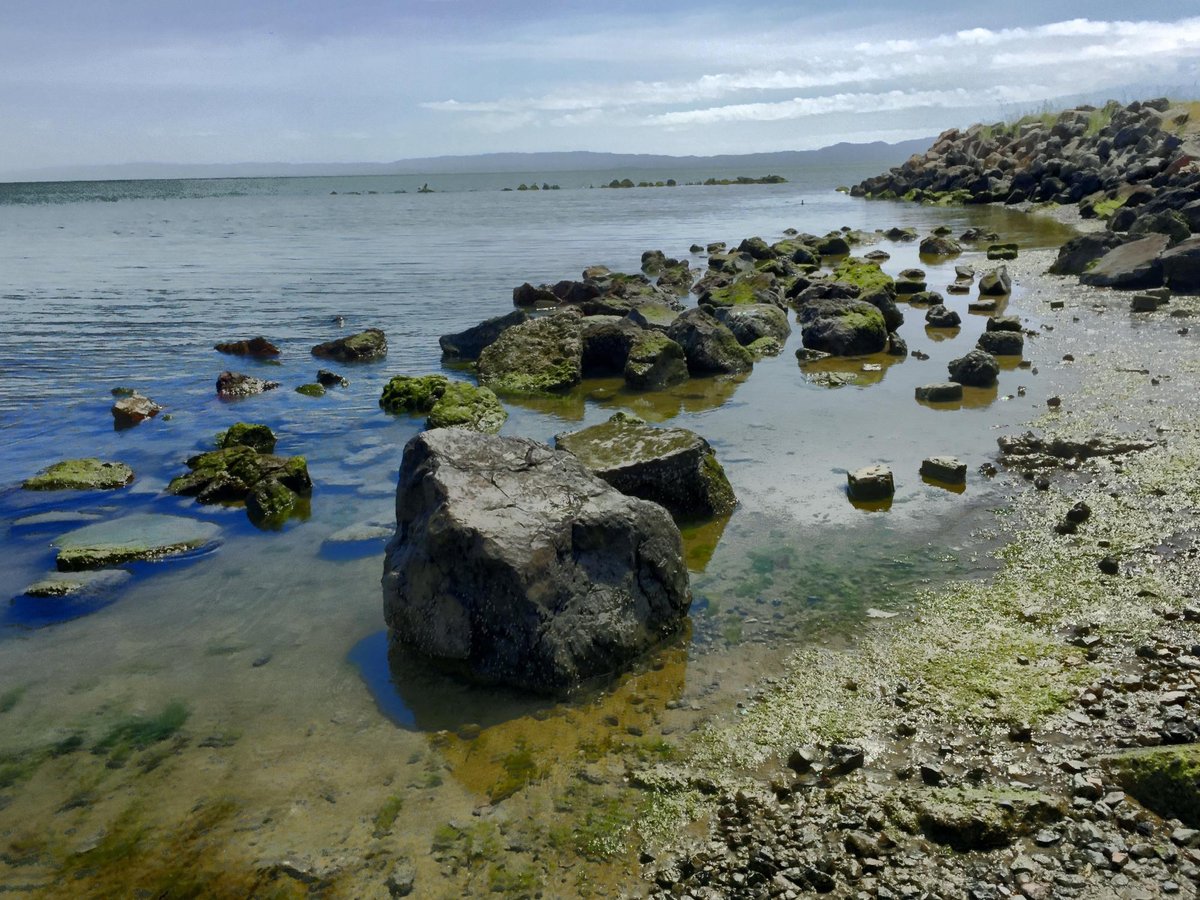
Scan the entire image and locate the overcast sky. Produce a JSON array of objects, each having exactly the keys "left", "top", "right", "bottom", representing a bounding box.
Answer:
[{"left": 2, "top": 1, "right": 1198, "bottom": 171}]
